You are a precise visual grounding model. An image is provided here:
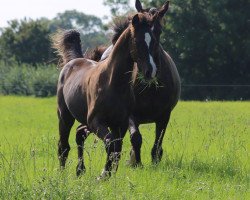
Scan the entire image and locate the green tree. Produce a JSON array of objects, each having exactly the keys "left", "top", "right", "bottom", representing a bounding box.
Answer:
[
  {"left": 50, "top": 10, "right": 103, "bottom": 33},
  {"left": 0, "top": 18, "right": 51, "bottom": 65},
  {"left": 103, "top": 0, "right": 133, "bottom": 16},
  {"left": 0, "top": 10, "right": 109, "bottom": 65},
  {"left": 50, "top": 10, "right": 109, "bottom": 51},
  {"left": 140, "top": 0, "right": 250, "bottom": 99}
]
